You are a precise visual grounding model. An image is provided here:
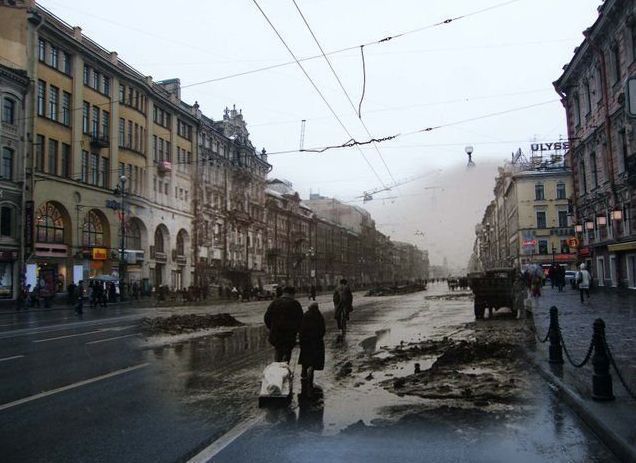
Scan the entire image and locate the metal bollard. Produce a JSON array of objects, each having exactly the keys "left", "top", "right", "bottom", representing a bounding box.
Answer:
[
  {"left": 548, "top": 306, "right": 564, "bottom": 364},
  {"left": 591, "top": 319, "right": 614, "bottom": 401}
]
